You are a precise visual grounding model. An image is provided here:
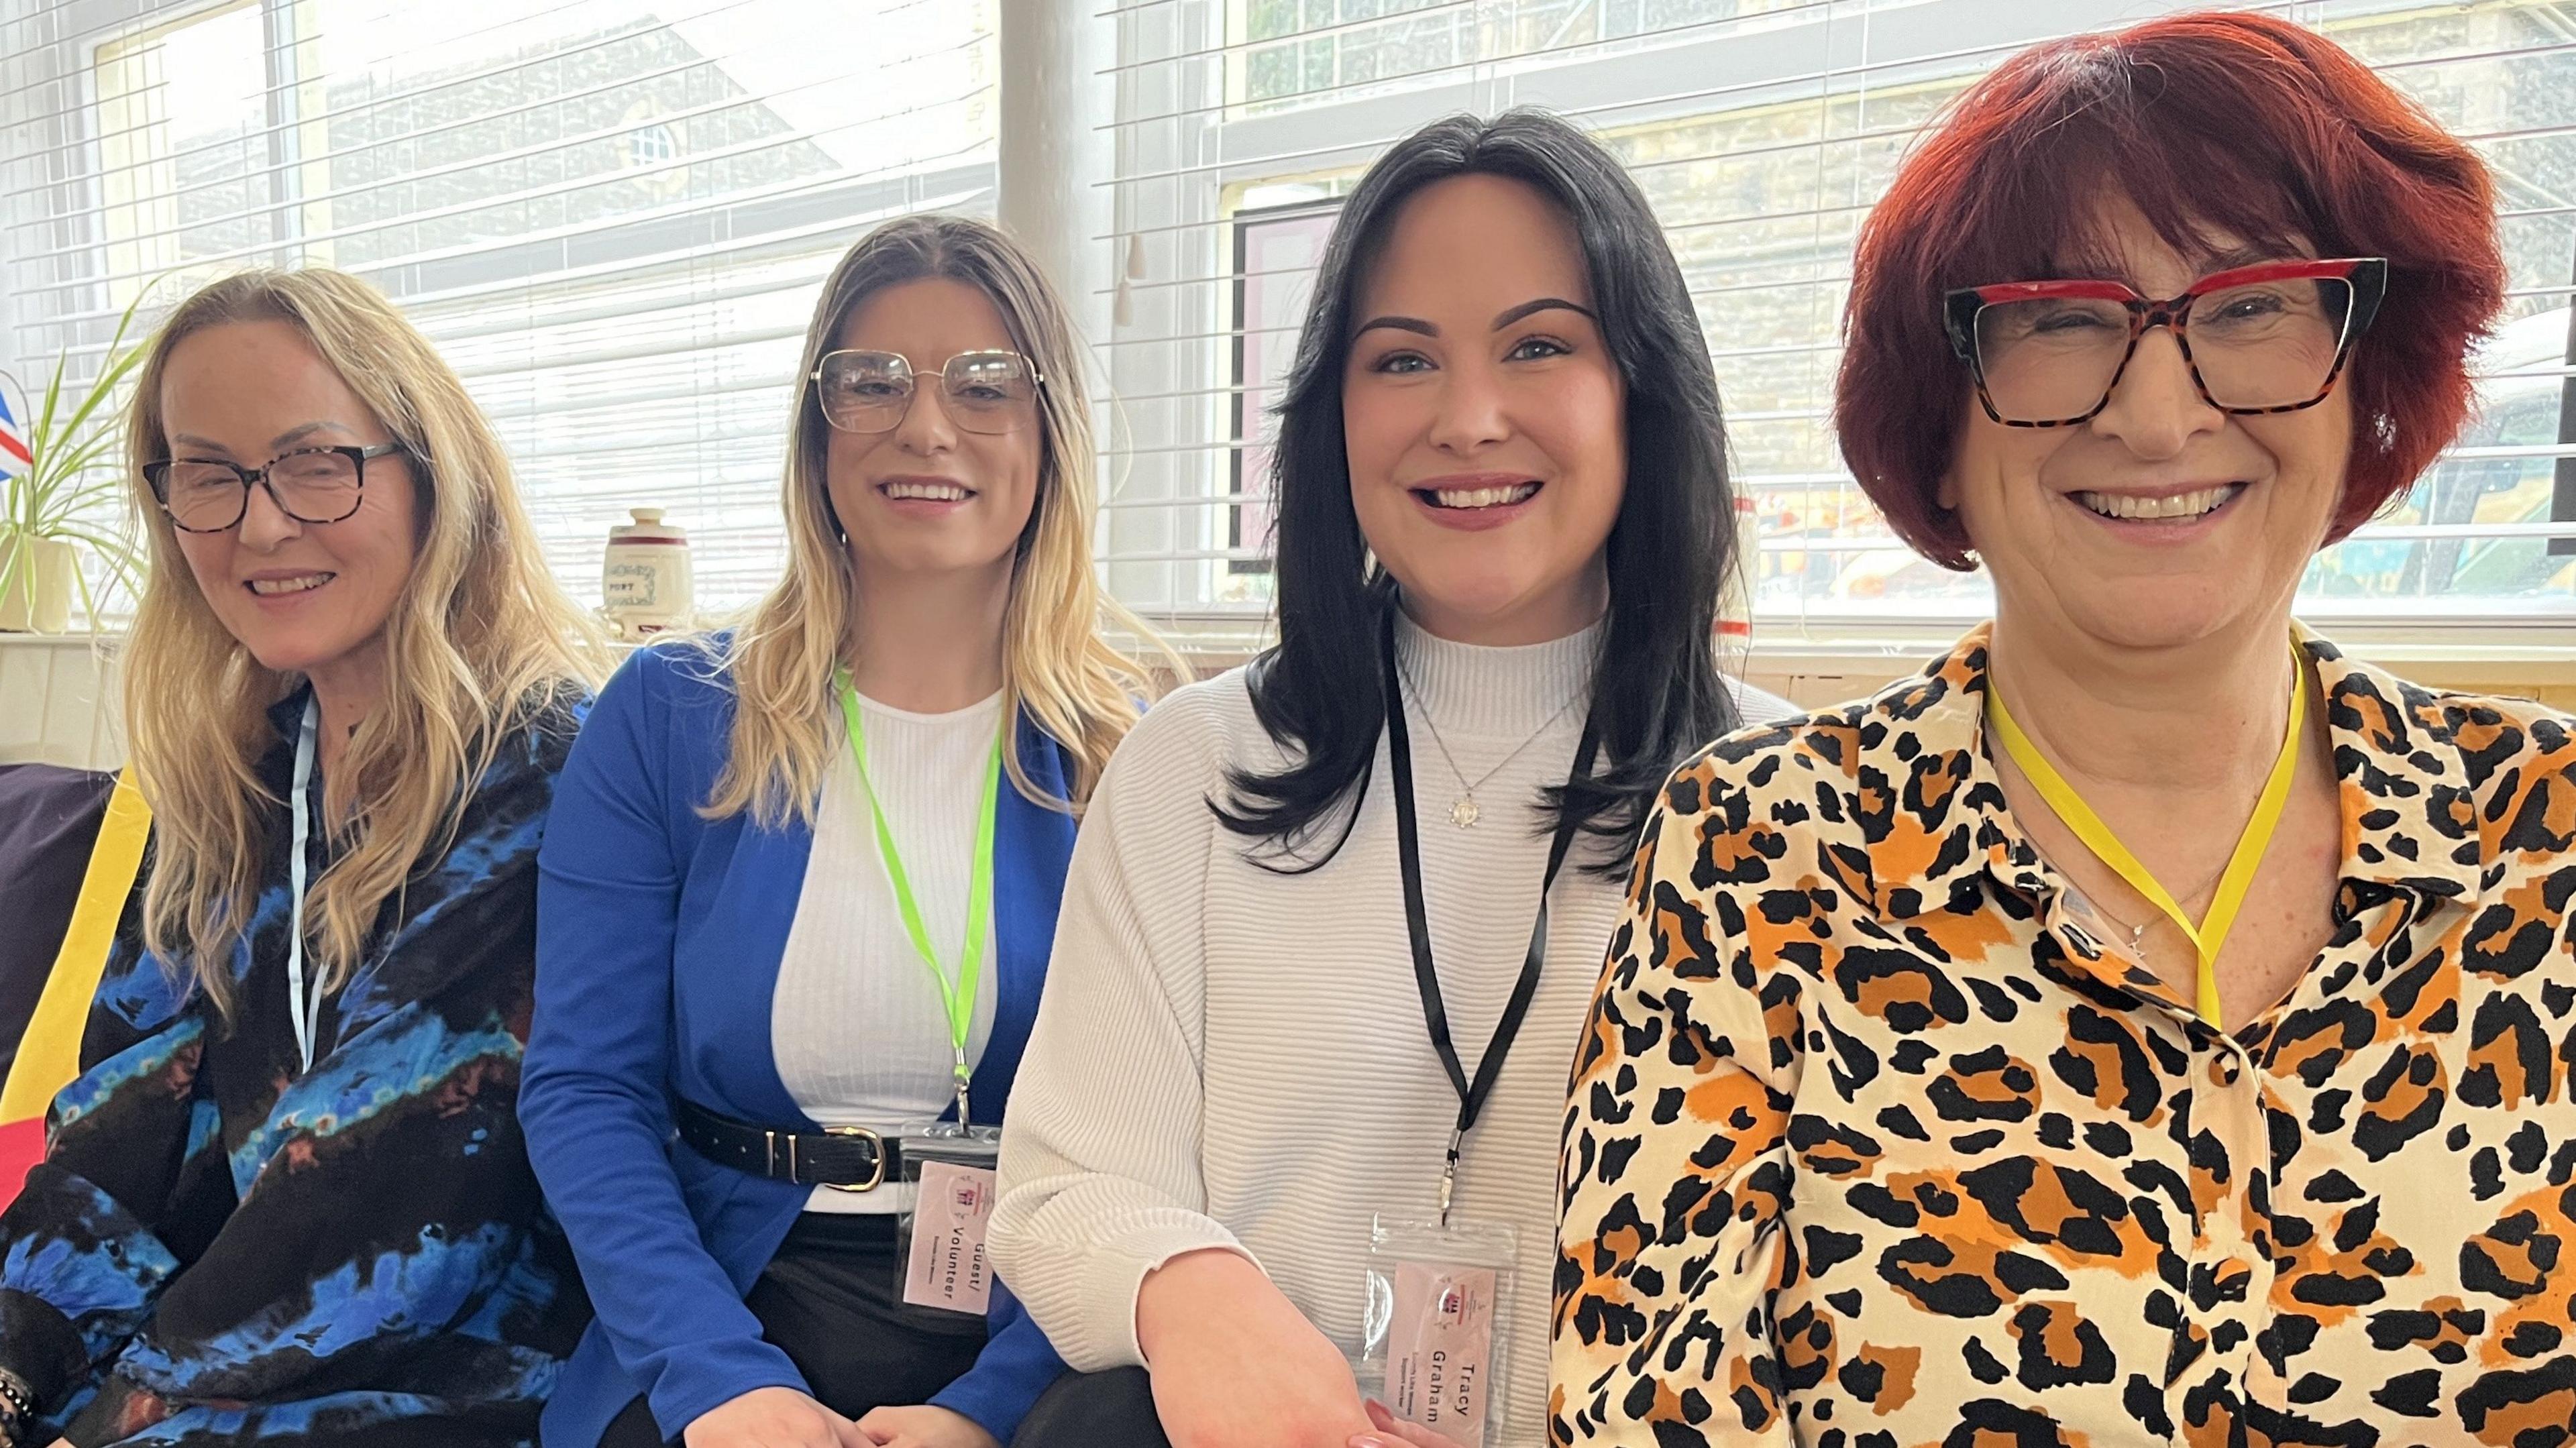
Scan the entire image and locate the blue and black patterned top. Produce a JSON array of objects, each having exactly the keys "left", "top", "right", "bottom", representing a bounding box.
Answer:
[{"left": 0, "top": 685, "right": 593, "bottom": 1447}]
